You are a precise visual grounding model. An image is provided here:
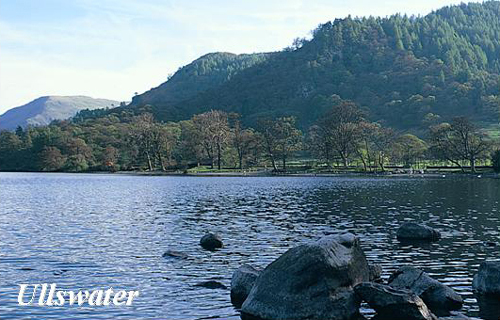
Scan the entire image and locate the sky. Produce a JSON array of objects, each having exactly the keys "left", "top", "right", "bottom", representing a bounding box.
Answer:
[{"left": 0, "top": 0, "right": 468, "bottom": 114}]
